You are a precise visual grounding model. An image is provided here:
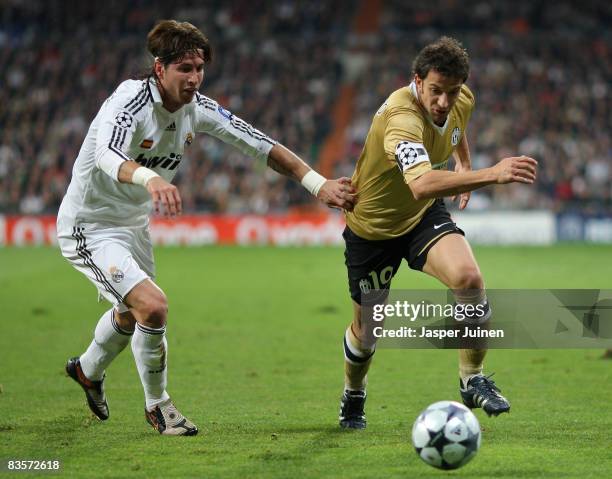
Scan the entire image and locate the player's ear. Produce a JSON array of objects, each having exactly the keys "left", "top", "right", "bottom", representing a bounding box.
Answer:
[
  {"left": 414, "top": 74, "right": 423, "bottom": 91},
  {"left": 154, "top": 60, "right": 164, "bottom": 80}
]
